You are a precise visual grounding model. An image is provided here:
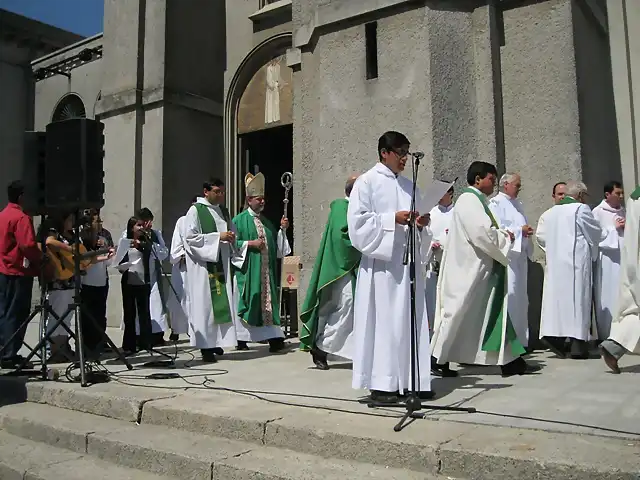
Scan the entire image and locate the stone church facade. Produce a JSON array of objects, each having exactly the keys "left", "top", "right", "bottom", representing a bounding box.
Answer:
[{"left": 9, "top": 0, "right": 640, "bottom": 328}]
